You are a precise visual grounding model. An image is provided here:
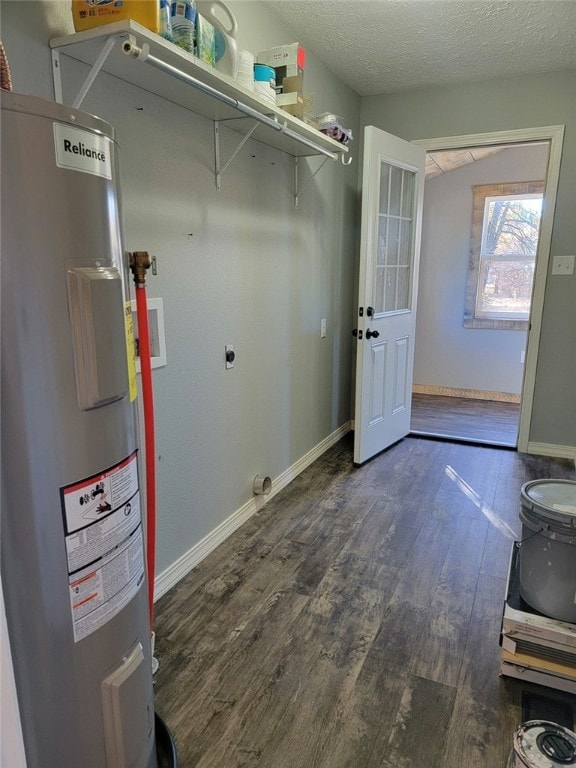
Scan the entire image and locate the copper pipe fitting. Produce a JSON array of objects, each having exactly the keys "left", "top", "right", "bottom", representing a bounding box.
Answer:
[{"left": 129, "top": 251, "right": 152, "bottom": 286}]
